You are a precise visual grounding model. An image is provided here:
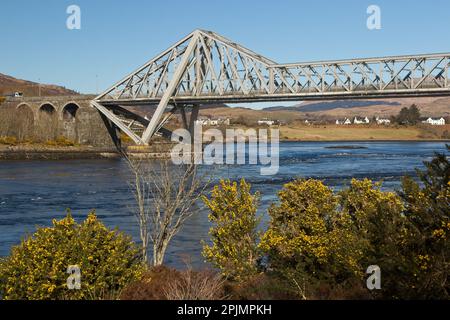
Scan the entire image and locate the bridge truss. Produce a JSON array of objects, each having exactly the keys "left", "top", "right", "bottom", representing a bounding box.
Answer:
[{"left": 92, "top": 29, "right": 450, "bottom": 145}]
